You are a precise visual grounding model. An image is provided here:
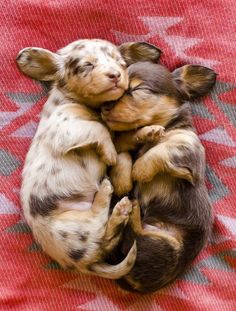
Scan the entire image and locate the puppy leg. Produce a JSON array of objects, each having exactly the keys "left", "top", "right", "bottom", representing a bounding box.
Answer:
[
  {"left": 114, "top": 126, "right": 164, "bottom": 153},
  {"left": 134, "top": 125, "right": 165, "bottom": 144},
  {"left": 129, "top": 201, "right": 181, "bottom": 249},
  {"left": 102, "top": 197, "right": 132, "bottom": 252},
  {"left": 128, "top": 200, "right": 143, "bottom": 234},
  {"left": 48, "top": 115, "right": 117, "bottom": 165},
  {"left": 132, "top": 143, "right": 168, "bottom": 183},
  {"left": 91, "top": 179, "right": 113, "bottom": 216},
  {"left": 132, "top": 141, "right": 195, "bottom": 184},
  {"left": 114, "top": 131, "right": 140, "bottom": 153},
  {"left": 110, "top": 152, "right": 133, "bottom": 197}
]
